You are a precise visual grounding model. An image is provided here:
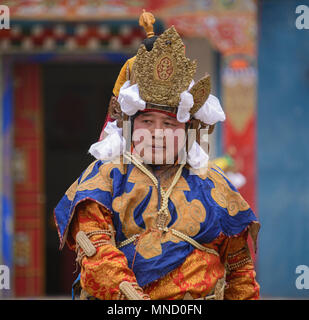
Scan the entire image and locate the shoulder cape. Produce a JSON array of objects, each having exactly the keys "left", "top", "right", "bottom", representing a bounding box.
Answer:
[{"left": 54, "top": 160, "right": 259, "bottom": 287}]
